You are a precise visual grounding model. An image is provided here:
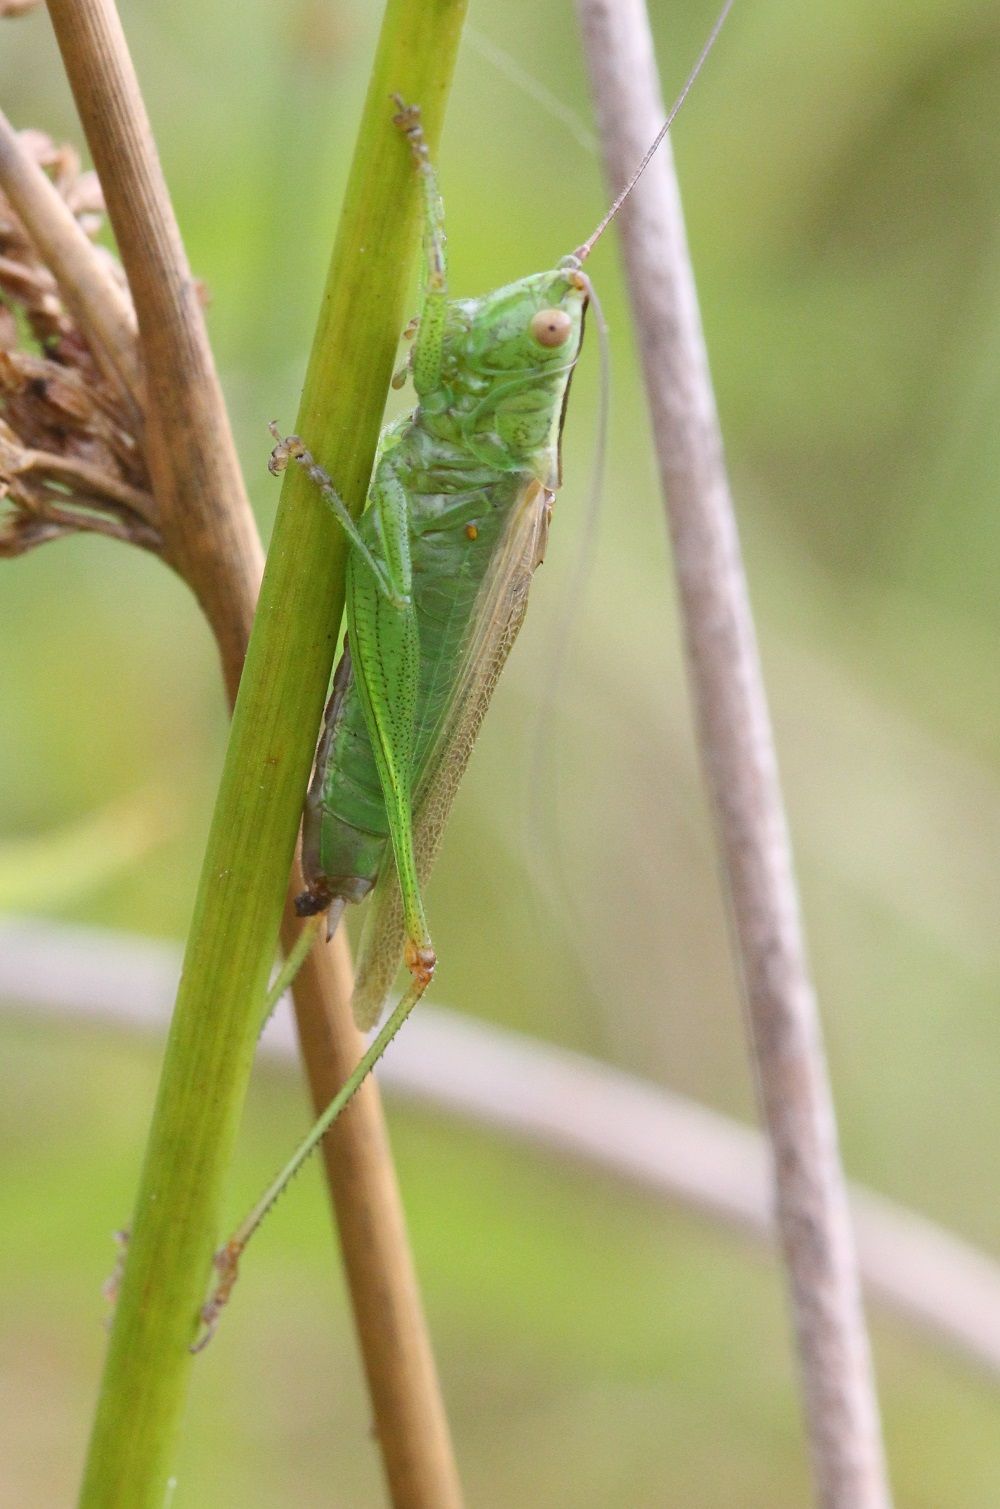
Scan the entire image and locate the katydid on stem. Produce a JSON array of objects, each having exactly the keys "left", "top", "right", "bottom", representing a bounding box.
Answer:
[{"left": 195, "top": 1, "right": 734, "bottom": 1347}]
